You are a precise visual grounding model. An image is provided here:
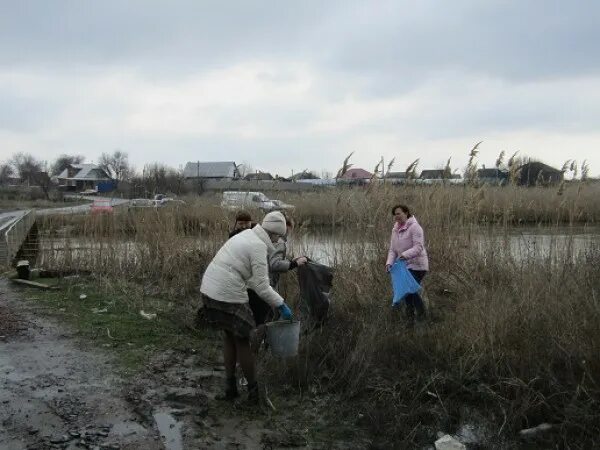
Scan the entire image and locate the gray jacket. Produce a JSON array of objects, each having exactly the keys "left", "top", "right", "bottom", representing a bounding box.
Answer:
[{"left": 269, "top": 238, "right": 293, "bottom": 288}]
